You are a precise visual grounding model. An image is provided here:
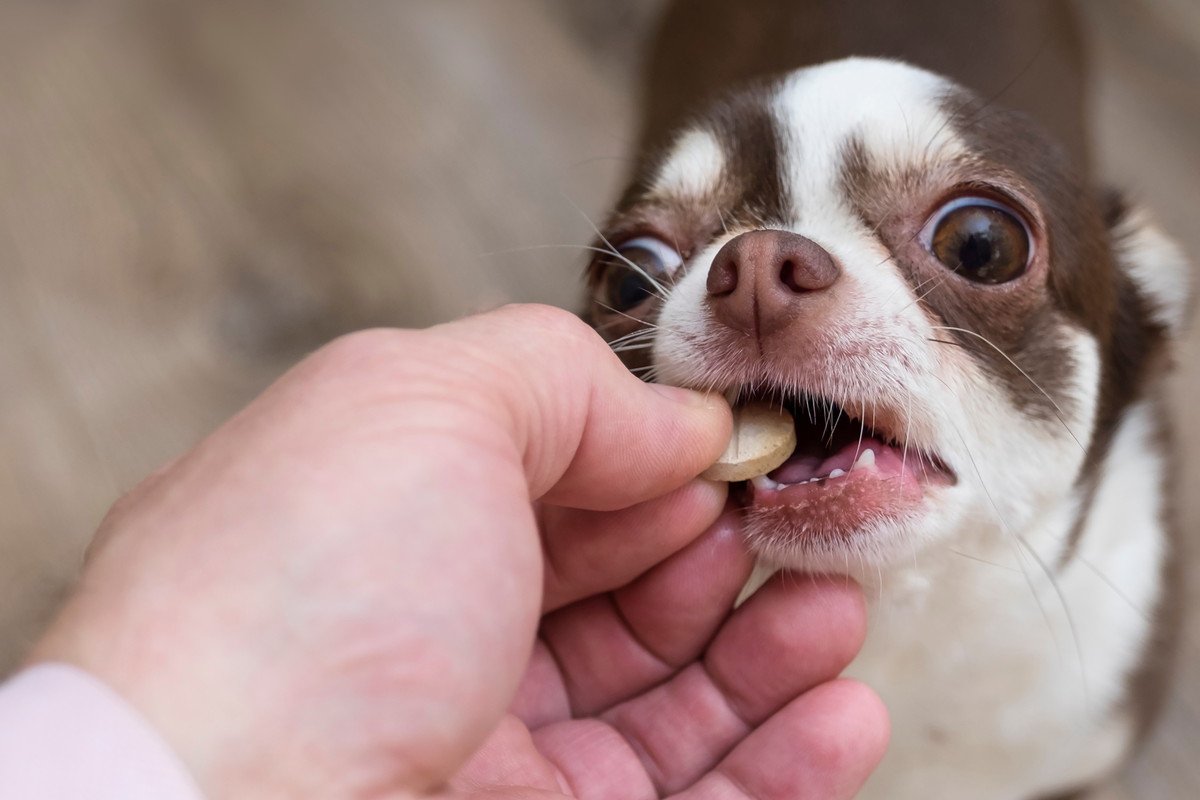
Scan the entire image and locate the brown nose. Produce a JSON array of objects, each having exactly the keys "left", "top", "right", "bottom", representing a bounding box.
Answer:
[{"left": 706, "top": 230, "right": 839, "bottom": 336}]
